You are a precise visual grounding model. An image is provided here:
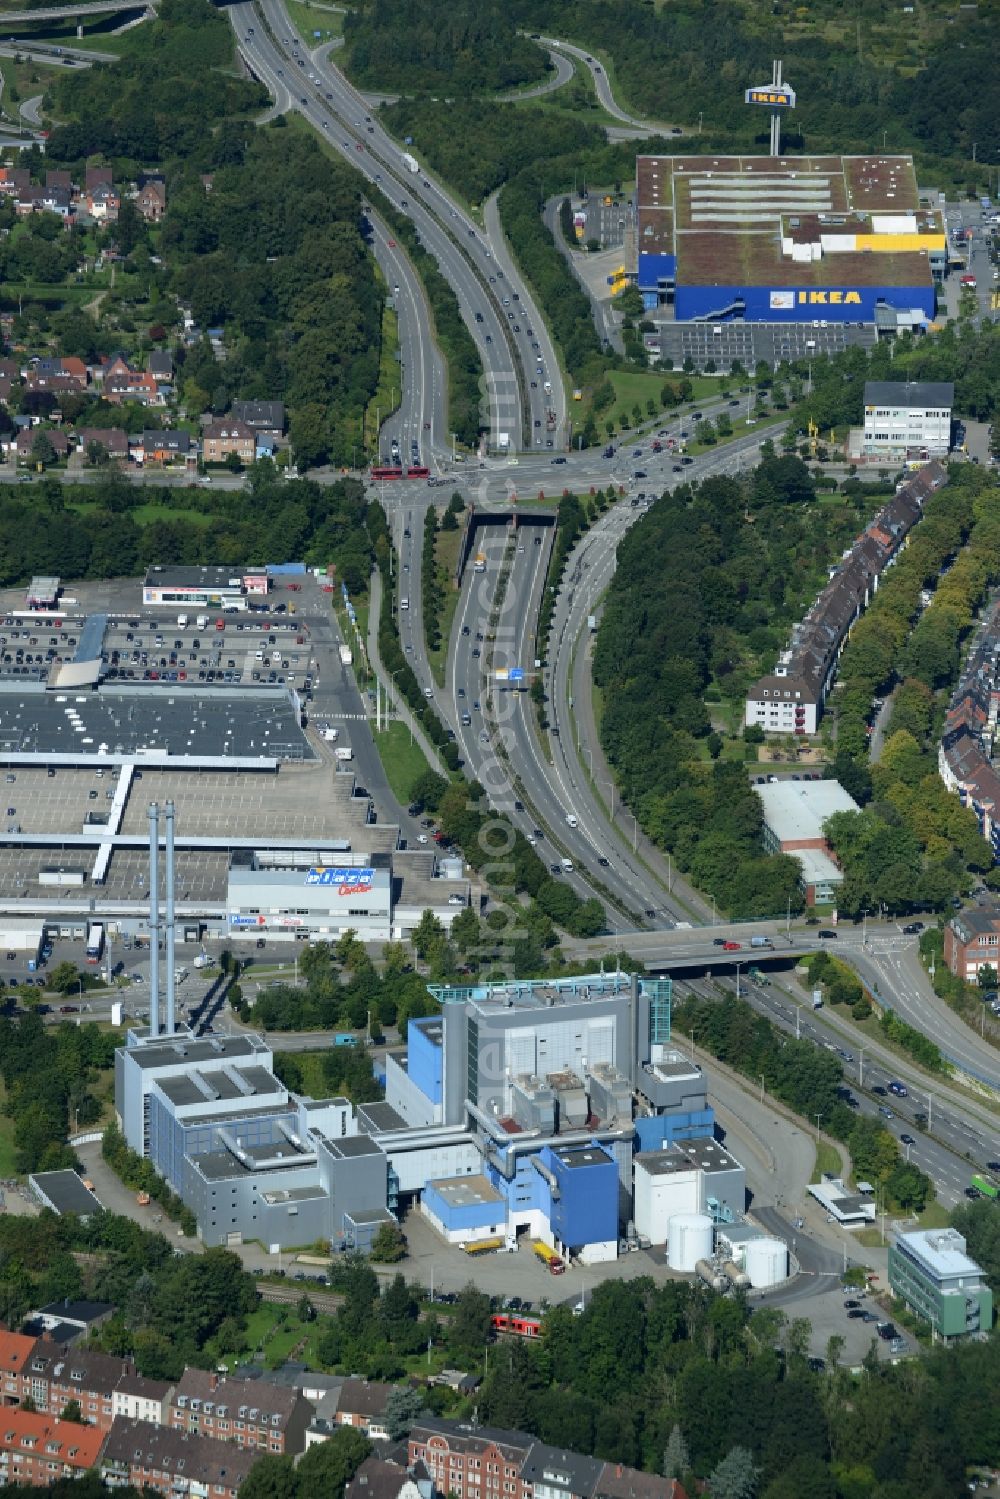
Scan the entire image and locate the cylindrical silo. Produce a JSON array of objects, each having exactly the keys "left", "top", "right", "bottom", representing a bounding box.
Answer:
[
  {"left": 744, "top": 1237, "right": 788, "bottom": 1288},
  {"left": 696, "top": 1258, "right": 727, "bottom": 1293},
  {"left": 722, "top": 1259, "right": 751, "bottom": 1291},
  {"left": 667, "top": 1212, "right": 714, "bottom": 1272}
]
